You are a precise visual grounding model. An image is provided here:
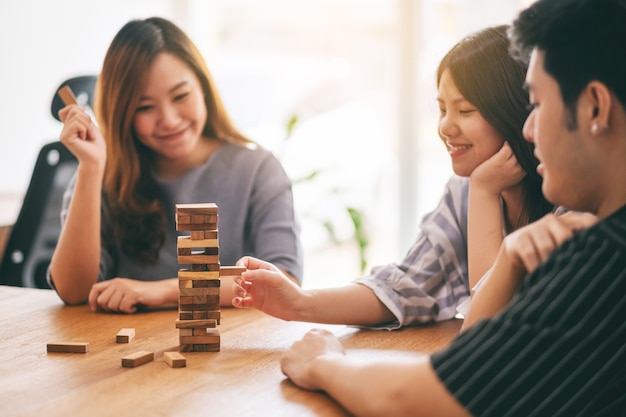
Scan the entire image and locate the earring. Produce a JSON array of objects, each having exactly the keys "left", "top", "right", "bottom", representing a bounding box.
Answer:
[{"left": 590, "top": 122, "right": 609, "bottom": 135}]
